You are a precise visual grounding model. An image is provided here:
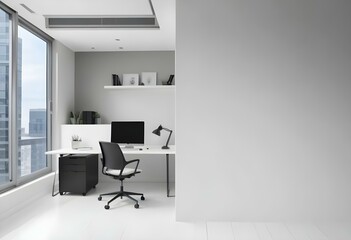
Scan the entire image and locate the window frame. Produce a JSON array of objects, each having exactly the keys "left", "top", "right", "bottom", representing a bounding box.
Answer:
[
  {"left": 0, "top": 2, "right": 53, "bottom": 192},
  {"left": 0, "top": 1, "right": 16, "bottom": 192}
]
